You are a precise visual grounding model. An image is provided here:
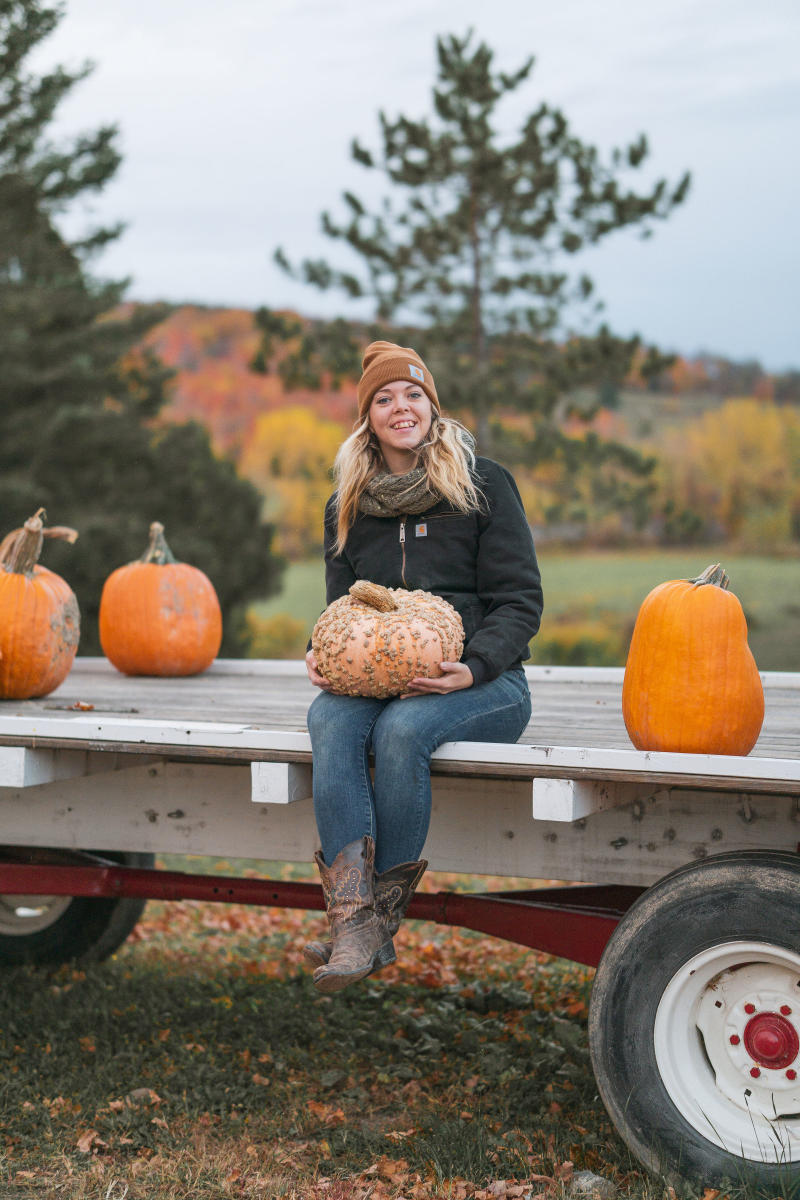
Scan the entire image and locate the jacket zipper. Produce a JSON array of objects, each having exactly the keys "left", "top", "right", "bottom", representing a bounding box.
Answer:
[{"left": 399, "top": 517, "right": 407, "bottom": 587}]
